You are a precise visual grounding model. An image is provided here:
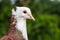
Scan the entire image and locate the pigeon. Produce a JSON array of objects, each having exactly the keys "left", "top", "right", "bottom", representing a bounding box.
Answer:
[{"left": 0, "top": 6, "right": 35, "bottom": 40}]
